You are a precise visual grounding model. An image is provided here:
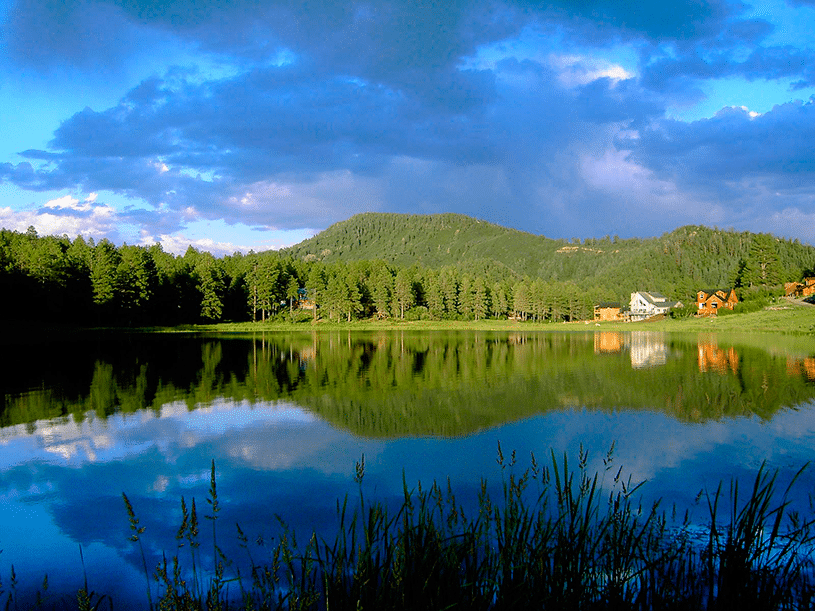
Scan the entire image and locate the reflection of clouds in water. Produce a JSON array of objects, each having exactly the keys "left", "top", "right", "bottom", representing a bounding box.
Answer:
[
  {"left": 0, "top": 399, "right": 328, "bottom": 469},
  {"left": 528, "top": 403, "right": 815, "bottom": 511}
]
